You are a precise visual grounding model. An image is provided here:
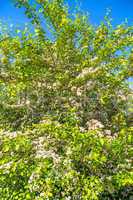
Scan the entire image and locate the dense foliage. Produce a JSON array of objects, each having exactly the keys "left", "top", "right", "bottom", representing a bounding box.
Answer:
[{"left": 0, "top": 0, "right": 133, "bottom": 199}]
